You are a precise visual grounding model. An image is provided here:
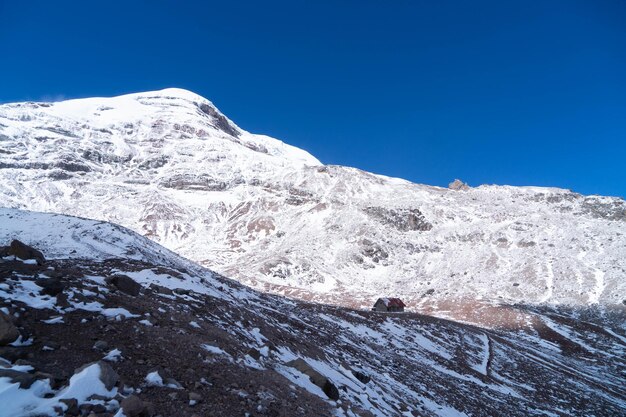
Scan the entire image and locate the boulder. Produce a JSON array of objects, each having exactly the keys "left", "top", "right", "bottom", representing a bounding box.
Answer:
[
  {"left": 0, "top": 368, "right": 38, "bottom": 388},
  {"left": 74, "top": 361, "right": 119, "bottom": 391},
  {"left": 247, "top": 348, "right": 261, "bottom": 360},
  {"left": 34, "top": 371, "right": 65, "bottom": 389},
  {"left": 352, "top": 370, "right": 371, "bottom": 384},
  {"left": 149, "top": 283, "right": 173, "bottom": 295},
  {"left": 8, "top": 239, "right": 46, "bottom": 265},
  {"left": 0, "top": 311, "right": 19, "bottom": 345},
  {"left": 0, "top": 346, "right": 28, "bottom": 361},
  {"left": 105, "top": 275, "right": 141, "bottom": 296},
  {"left": 35, "top": 277, "right": 65, "bottom": 296},
  {"left": 188, "top": 391, "right": 202, "bottom": 404},
  {"left": 59, "top": 398, "right": 79, "bottom": 416},
  {"left": 121, "top": 395, "right": 147, "bottom": 417},
  {"left": 97, "top": 361, "right": 120, "bottom": 391},
  {"left": 286, "top": 358, "right": 339, "bottom": 401},
  {"left": 93, "top": 340, "right": 109, "bottom": 351}
]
